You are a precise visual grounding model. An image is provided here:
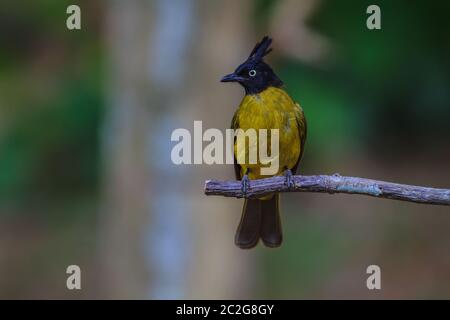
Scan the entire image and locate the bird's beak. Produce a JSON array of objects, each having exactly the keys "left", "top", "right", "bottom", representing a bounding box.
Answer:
[{"left": 220, "top": 73, "right": 244, "bottom": 83}]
